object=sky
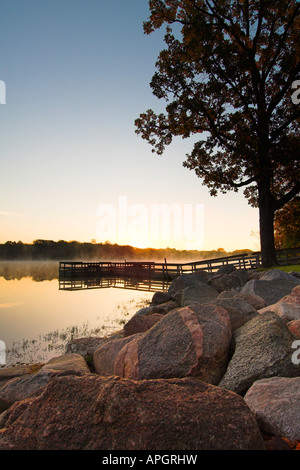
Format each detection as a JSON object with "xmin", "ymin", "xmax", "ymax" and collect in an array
[{"xmin": 0, "ymin": 0, "xmax": 260, "ymax": 253}]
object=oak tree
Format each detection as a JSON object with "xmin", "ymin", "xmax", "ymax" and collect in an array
[{"xmin": 135, "ymin": 0, "xmax": 300, "ymax": 267}]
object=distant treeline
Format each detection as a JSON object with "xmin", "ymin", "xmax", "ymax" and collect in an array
[{"xmin": 0, "ymin": 239, "xmax": 253, "ymax": 262}]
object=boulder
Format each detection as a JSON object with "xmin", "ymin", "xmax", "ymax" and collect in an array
[
  {"xmin": 244, "ymin": 377, "xmax": 300, "ymax": 442},
  {"xmin": 258, "ymin": 284, "xmax": 300, "ymax": 322},
  {"xmin": 123, "ymin": 313, "xmax": 163, "ymax": 337},
  {"xmin": 65, "ymin": 333, "xmax": 123, "ymax": 358},
  {"xmin": 168, "ymin": 272, "xmax": 219, "ymax": 307},
  {"xmin": 133, "ymin": 301, "xmax": 177, "ymax": 316},
  {"xmin": 218, "ymin": 311, "xmax": 300, "ymax": 395},
  {"xmin": 114, "ymin": 303, "xmax": 232, "ymax": 385},
  {"xmin": 168, "ymin": 272, "xmax": 211, "ymax": 298},
  {"xmin": 208, "ymin": 270, "xmax": 249, "ymax": 293},
  {"xmin": 218, "ymin": 291, "xmax": 266, "ymax": 311},
  {"xmin": 0, "ymin": 370, "xmax": 53, "ymax": 413},
  {"xmin": 41, "ymin": 353, "xmax": 90, "ymax": 374},
  {"xmin": 148, "ymin": 300, "xmax": 178, "ymax": 314},
  {"xmin": 289, "ymin": 271, "xmax": 300, "ymax": 280},
  {"xmin": 93, "ymin": 334, "xmax": 142, "ymax": 376},
  {"xmin": 291, "ymin": 285, "xmax": 300, "ymax": 297},
  {"xmin": 288, "ymin": 319, "xmax": 300, "ymax": 338},
  {"xmin": 0, "ymin": 375, "xmax": 266, "ymax": 450},
  {"xmin": 0, "ymin": 363, "xmax": 44, "ymax": 387},
  {"xmin": 260, "ymin": 269, "xmax": 300, "ymax": 282},
  {"xmin": 240, "ymin": 278, "xmax": 300, "ymax": 306},
  {"xmin": 259, "ymin": 301, "xmax": 300, "ymax": 323},
  {"xmin": 216, "ymin": 264, "xmax": 237, "ymax": 275},
  {"xmin": 173, "ymin": 289, "xmax": 183, "ymax": 306},
  {"xmin": 205, "ymin": 297, "xmax": 258, "ymax": 331},
  {"xmin": 181, "ymin": 282, "xmax": 219, "ymax": 306},
  {"xmin": 151, "ymin": 291, "xmax": 172, "ymax": 304}
]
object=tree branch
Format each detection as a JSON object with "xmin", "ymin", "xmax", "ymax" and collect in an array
[
  {"xmin": 231, "ymin": 176, "xmax": 256, "ymax": 188},
  {"xmin": 275, "ymin": 182, "xmax": 300, "ymax": 211}
]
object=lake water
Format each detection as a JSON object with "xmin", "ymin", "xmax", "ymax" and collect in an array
[{"xmin": 0, "ymin": 261, "xmax": 169, "ymax": 367}]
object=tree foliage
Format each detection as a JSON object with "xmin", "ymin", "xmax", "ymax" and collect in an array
[
  {"xmin": 0, "ymin": 239, "xmax": 251, "ymax": 262},
  {"xmin": 274, "ymin": 196, "xmax": 300, "ymax": 248},
  {"xmin": 135, "ymin": 0, "xmax": 300, "ymax": 266}
]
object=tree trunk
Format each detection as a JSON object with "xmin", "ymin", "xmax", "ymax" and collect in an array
[{"xmin": 258, "ymin": 184, "xmax": 278, "ymax": 268}]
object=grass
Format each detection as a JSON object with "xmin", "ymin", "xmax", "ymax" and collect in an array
[
  {"xmin": 256, "ymin": 264, "xmax": 300, "ymax": 273},
  {"xmin": 273, "ymin": 264, "xmax": 300, "ymax": 272}
]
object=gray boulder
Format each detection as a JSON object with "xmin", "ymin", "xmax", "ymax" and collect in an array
[
  {"xmin": 208, "ymin": 270, "xmax": 249, "ymax": 293},
  {"xmin": 218, "ymin": 291, "xmax": 266, "ymax": 310},
  {"xmin": 240, "ymin": 278, "xmax": 300, "ymax": 306},
  {"xmin": 218, "ymin": 311, "xmax": 300, "ymax": 395},
  {"xmin": 181, "ymin": 282, "xmax": 219, "ymax": 306},
  {"xmin": 205, "ymin": 297, "xmax": 258, "ymax": 331},
  {"xmin": 151, "ymin": 291, "xmax": 172, "ymax": 304},
  {"xmin": 132, "ymin": 301, "xmax": 177, "ymax": 316},
  {"xmin": 168, "ymin": 272, "xmax": 211, "ymax": 296},
  {"xmin": 244, "ymin": 376, "xmax": 300, "ymax": 441},
  {"xmin": 260, "ymin": 269, "xmax": 300, "ymax": 282},
  {"xmin": 216, "ymin": 265, "xmax": 237, "ymax": 275},
  {"xmin": 65, "ymin": 333, "xmax": 123, "ymax": 358},
  {"xmin": 167, "ymin": 272, "xmax": 219, "ymax": 307}
]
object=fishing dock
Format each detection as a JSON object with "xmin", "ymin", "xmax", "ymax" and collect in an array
[
  {"xmin": 59, "ymin": 251, "xmax": 261, "ymax": 282},
  {"xmin": 58, "ymin": 247, "xmax": 300, "ymax": 282}
]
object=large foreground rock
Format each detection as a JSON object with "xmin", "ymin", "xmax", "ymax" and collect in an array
[
  {"xmin": 244, "ymin": 377, "xmax": 300, "ymax": 441},
  {"xmin": 114, "ymin": 303, "xmax": 232, "ymax": 385},
  {"xmin": 0, "ymin": 375, "xmax": 265, "ymax": 450},
  {"xmin": 218, "ymin": 311, "xmax": 300, "ymax": 395}
]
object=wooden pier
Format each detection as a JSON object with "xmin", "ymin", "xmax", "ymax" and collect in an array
[
  {"xmin": 59, "ymin": 251, "xmax": 262, "ymax": 282},
  {"xmin": 59, "ymin": 247, "xmax": 300, "ymax": 282}
]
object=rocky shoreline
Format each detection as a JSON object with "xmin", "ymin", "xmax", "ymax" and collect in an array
[{"xmin": 0, "ymin": 267, "xmax": 300, "ymax": 450}]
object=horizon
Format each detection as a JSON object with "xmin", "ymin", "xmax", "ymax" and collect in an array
[
  {"xmin": 0, "ymin": 238, "xmax": 253, "ymax": 253},
  {"xmin": 0, "ymin": 0, "xmax": 259, "ymax": 253}
]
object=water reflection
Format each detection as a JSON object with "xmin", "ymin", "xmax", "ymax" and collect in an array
[
  {"xmin": 0, "ymin": 261, "xmax": 171, "ymax": 366},
  {"xmin": 59, "ymin": 276, "xmax": 170, "ymax": 292}
]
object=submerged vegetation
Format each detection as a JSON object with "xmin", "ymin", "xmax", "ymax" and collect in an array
[{"xmin": 3, "ymin": 296, "xmax": 150, "ymax": 367}]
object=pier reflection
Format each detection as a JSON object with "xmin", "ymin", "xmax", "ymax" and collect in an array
[{"xmin": 59, "ymin": 276, "xmax": 171, "ymax": 292}]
